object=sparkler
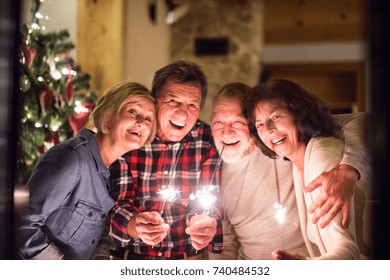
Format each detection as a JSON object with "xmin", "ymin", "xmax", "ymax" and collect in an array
[
  {"xmin": 188, "ymin": 146, "xmax": 224, "ymax": 253},
  {"xmin": 157, "ymin": 148, "xmax": 183, "ymax": 215},
  {"xmin": 157, "ymin": 185, "xmax": 181, "ymax": 215},
  {"xmin": 189, "ymin": 145, "xmax": 224, "ymax": 215},
  {"xmin": 189, "ymin": 185, "xmax": 217, "ymax": 214}
]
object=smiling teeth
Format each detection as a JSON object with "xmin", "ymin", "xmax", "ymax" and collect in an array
[
  {"xmin": 171, "ymin": 120, "xmax": 185, "ymax": 127},
  {"xmin": 128, "ymin": 130, "xmax": 140, "ymax": 136},
  {"xmin": 223, "ymin": 140, "xmax": 239, "ymax": 145},
  {"xmin": 272, "ymin": 136, "xmax": 286, "ymax": 144}
]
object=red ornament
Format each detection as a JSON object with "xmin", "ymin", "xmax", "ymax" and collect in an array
[
  {"xmin": 68, "ymin": 101, "xmax": 95, "ymax": 135},
  {"xmin": 38, "ymin": 131, "xmax": 60, "ymax": 154},
  {"xmin": 65, "ymin": 70, "xmax": 73, "ymax": 105},
  {"xmin": 21, "ymin": 43, "xmax": 36, "ymax": 69},
  {"xmin": 38, "ymin": 89, "xmax": 53, "ymax": 113}
]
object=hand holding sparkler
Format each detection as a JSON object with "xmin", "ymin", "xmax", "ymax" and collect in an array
[
  {"xmin": 127, "ymin": 211, "xmax": 170, "ymax": 246},
  {"xmin": 185, "ymin": 214, "xmax": 217, "ymax": 251},
  {"xmin": 184, "ymin": 146, "xmax": 224, "ymax": 251}
]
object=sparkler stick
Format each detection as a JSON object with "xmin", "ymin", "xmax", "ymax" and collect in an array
[
  {"xmin": 189, "ymin": 144, "xmax": 224, "ymax": 214},
  {"xmin": 209, "ymin": 145, "xmax": 224, "ymax": 187},
  {"xmin": 158, "ymin": 148, "xmax": 183, "ymax": 215},
  {"xmin": 153, "ymin": 149, "xmax": 182, "ymax": 248},
  {"xmin": 189, "ymin": 145, "xmax": 224, "ymax": 253}
]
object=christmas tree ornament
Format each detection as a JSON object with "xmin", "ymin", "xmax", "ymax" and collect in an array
[
  {"xmin": 38, "ymin": 89, "xmax": 53, "ymax": 114},
  {"xmin": 20, "ymin": 74, "xmax": 31, "ymax": 92},
  {"xmin": 16, "ymin": 0, "xmax": 97, "ymax": 183}
]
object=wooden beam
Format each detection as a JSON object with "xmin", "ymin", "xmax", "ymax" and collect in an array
[{"xmin": 77, "ymin": 0, "xmax": 124, "ymax": 96}]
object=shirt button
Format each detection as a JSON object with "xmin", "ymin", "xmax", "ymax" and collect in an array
[
  {"xmin": 158, "ymin": 252, "xmax": 163, "ymax": 257},
  {"xmin": 88, "ymin": 211, "xmax": 93, "ymax": 218},
  {"xmin": 164, "ymin": 170, "xmax": 168, "ymax": 175},
  {"xmin": 91, "ymin": 239, "xmax": 96, "ymax": 244}
]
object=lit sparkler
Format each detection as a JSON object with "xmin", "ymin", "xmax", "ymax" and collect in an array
[
  {"xmin": 189, "ymin": 145, "xmax": 224, "ymax": 215},
  {"xmin": 157, "ymin": 185, "xmax": 181, "ymax": 215},
  {"xmin": 189, "ymin": 185, "xmax": 217, "ymax": 214}
]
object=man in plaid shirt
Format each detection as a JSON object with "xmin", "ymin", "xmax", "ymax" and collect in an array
[{"xmin": 109, "ymin": 60, "xmax": 223, "ymax": 260}]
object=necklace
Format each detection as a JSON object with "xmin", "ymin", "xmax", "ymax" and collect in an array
[{"xmin": 273, "ymin": 159, "xmax": 286, "ymax": 224}]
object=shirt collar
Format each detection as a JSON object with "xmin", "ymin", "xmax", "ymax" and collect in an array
[{"xmin": 79, "ymin": 128, "xmax": 110, "ymax": 178}]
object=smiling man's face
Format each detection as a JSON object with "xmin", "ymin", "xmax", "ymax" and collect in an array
[
  {"xmin": 156, "ymin": 80, "xmax": 202, "ymax": 142},
  {"xmin": 211, "ymin": 96, "xmax": 255, "ymax": 163}
]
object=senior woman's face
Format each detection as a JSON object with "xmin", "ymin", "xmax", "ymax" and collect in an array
[
  {"xmin": 110, "ymin": 96, "xmax": 155, "ymax": 151},
  {"xmin": 254, "ymin": 100, "xmax": 300, "ymax": 161}
]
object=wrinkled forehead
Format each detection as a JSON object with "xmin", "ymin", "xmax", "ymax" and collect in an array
[{"xmin": 212, "ymin": 96, "xmax": 243, "ymax": 114}]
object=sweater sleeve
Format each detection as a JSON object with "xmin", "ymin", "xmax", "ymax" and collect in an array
[
  {"xmin": 332, "ymin": 112, "xmax": 371, "ymax": 179},
  {"xmin": 305, "ymin": 138, "xmax": 360, "ymax": 260}
]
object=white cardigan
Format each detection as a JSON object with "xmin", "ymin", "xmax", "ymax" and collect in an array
[{"xmin": 293, "ymin": 137, "xmax": 360, "ymax": 259}]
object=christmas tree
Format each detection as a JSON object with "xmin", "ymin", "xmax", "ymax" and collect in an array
[{"xmin": 17, "ymin": 0, "xmax": 97, "ymax": 183}]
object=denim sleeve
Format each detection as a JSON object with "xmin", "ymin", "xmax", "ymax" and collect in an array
[{"xmin": 17, "ymin": 145, "xmax": 81, "ymax": 259}]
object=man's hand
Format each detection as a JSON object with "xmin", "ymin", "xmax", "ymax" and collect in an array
[
  {"xmin": 127, "ymin": 211, "xmax": 170, "ymax": 245},
  {"xmin": 304, "ymin": 164, "xmax": 358, "ymax": 228},
  {"xmin": 272, "ymin": 249, "xmax": 306, "ymax": 260},
  {"xmin": 185, "ymin": 214, "xmax": 217, "ymax": 250}
]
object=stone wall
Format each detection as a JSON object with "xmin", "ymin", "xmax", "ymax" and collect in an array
[{"xmin": 170, "ymin": 0, "xmax": 264, "ymax": 123}]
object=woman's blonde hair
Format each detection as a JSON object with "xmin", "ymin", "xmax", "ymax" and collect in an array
[{"xmin": 90, "ymin": 82, "xmax": 156, "ymax": 145}]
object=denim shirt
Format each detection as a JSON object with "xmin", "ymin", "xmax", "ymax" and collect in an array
[{"xmin": 18, "ymin": 128, "xmax": 114, "ymax": 260}]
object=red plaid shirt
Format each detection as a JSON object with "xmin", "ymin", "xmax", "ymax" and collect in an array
[{"xmin": 109, "ymin": 120, "xmax": 223, "ymax": 258}]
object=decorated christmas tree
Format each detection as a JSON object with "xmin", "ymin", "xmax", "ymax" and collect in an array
[{"xmin": 17, "ymin": 0, "xmax": 97, "ymax": 183}]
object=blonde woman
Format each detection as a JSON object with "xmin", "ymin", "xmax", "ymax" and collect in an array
[{"xmin": 17, "ymin": 82, "xmax": 156, "ymax": 260}]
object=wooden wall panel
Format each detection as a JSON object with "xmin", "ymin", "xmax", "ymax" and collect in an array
[
  {"xmin": 263, "ymin": 62, "xmax": 366, "ymax": 112},
  {"xmin": 264, "ymin": 0, "xmax": 368, "ymax": 44},
  {"xmin": 77, "ymin": 0, "xmax": 124, "ymax": 97}
]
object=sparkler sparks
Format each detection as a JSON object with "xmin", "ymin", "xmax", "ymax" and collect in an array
[
  {"xmin": 188, "ymin": 145, "xmax": 224, "ymax": 215},
  {"xmin": 189, "ymin": 185, "xmax": 217, "ymax": 214},
  {"xmin": 157, "ymin": 185, "xmax": 181, "ymax": 214}
]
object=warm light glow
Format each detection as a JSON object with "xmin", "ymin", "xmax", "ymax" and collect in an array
[
  {"xmin": 74, "ymin": 102, "xmax": 90, "ymax": 114},
  {"xmin": 35, "ymin": 12, "xmax": 43, "ymax": 19},
  {"xmin": 50, "ymin": 123, "xmax": 59, "ymax": 131},
  {"xmin": 61, "ymin": 68, "xmax": 77, "ymax": 76},
  {"xmin": 31, "ymin": 23, "xmax": 40, "ymax": 30}
]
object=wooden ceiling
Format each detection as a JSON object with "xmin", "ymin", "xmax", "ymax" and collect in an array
[{"xmin": 264, "ymin": 0, "xmax": 368, "ymax": 44}]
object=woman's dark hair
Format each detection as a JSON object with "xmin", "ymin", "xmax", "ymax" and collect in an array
[
  {"xmin": 151, "ymin": 60, "xmax": 208, "ymax": 109},
  {"xmin": 243, "ymin": 79, "xmax": 336, "ymax": 159}
]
